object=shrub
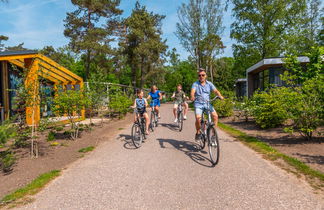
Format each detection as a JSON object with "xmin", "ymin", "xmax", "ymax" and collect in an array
[
  {"xmin": 108, "ymin": 87, "xmax": 133, "ymax": 118},
  {"xmin": 289, "ymin": 76, "xmax": 324, "ymax": 139},
  {"xmin": 250, "ymin": 87, "xmax": 299, "ymax": 128},
  {"xmin": 234, "ymin": 97, "xmax": 252, "ymax": 121},
  {"xmin": 213, "ymin": 98, "xmax": 234, "ymax": 117},
  {"xmin": 53, "ymin": 89, "xmax": 89, "ymax": 140},
  {"xmin": 37, "ymin": 118, "xmax": 51, "ymax": 132},
  {"xmin": 47, "ymin": 131, "xmax": 56, "ymax": 142},
  {"xmin": 0, "ymin": 151, "xmax": 16, "ymax": 173}
]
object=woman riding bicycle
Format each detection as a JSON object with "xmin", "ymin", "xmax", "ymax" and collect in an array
[
  {"xmin": 147, "ymin": 85, "xmax": 162, "ymax": 119},
  {"xmin": 131, "ymin": 89, "xmax": 150, "ymax": 135},
  {"xmin": 171, "ymin": 84, "xmax": 189, "ymax": 123},
  {"xmin": 190, "ymin": 68, "xmax": 224, "ymax": 140}
]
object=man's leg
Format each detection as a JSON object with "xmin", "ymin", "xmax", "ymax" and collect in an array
[{"xmin": 211, "ymin": 111, "xmax": 219, "ymax": 127}]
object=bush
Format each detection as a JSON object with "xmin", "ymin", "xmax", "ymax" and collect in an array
[
  {"xmin": 213, "ymin": 98, "xmax": 234, "ymax": 117},
  {"xmin": 47, "ymin": 131, "xmax": 56, "ymax": 142},
  {"xmin": 0, "ymin": 151, "xmax": 16, "ymax": 173},
  {"xmin": 37, "ymin": 118, "xmax": 51, "ymax": 132},
  {"xmin": 234, "ymin": 97, "xmax": 252, "ymax": 121},
  {"xmin": 0, "ymin": 122, "xmax": 17, "ymax": 147},
  {"xmin": 250, "ymin": 87, "xmax": 299, "ymax": 128},
  {"xmin": 289, "ymin": 76, "xmax": 324, "ymax": 139},
  {"xmin": 53, "ymin": 89, "xmax": 89, "ymax": 139},
  {"xmin": 108, "ymin": 87, "xmax": 133, "ymax": 118}
]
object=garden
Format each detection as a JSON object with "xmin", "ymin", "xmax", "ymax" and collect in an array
[{"xmin": 214, "ymin": 47, "xmax": 324, "ymax": 174}]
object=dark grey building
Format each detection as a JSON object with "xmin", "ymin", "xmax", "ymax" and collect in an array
[{"xmin": 246, "ymin": 56, "xmax": 309, "ymax": 97}]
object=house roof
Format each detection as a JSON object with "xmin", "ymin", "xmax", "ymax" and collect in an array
[
  {"xmin": 0, "ymin": 50, "xmax": 83, "ymax": 84},
  {"xmin": 246, "ymin": 56, "xmax": 310, "ymax": 74},
  {"xmin": 0, "ymin": 50, "xmax": 38, "ymax": 56}
]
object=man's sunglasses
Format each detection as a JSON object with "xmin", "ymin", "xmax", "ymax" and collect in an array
[{"xmin": 198, "ymin": 74, "xmax": 206, "ymax": 77}]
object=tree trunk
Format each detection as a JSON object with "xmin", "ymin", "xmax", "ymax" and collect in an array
[
  {"xmin": 85, "ymin": 49, "xmax": 91, "ymax": 81},
  {"xmin": 140, "ymin": 57, "xmax": 144, "ymax": 88}
]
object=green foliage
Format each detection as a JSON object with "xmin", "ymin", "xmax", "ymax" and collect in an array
[
  {"xmin": 1, "ymin": 170, "xmax": 60, "ymax": 204},
  {"xmin": 78, "ymin": 146, "xmax": 94, "ymax": 153},
  {"xmin": 64, "ymin": 0, "xmax": 122, "ymax": 80},
  {"xmin": 54, "ymin": 126, "xmax": 64, "ymax": 132},
  {"xmin": 37, "ymin": 118, "xmax": 51, "ymax": 132},
  {"xmin": 47, "ymin": 131, "xmax": 56, "ymax": 142},
  {"xmin": 283, "ymin": 46, "xmax": 324, "ymax": 85},
  {"xmin": 250, "ymin": 87, "xmax": 298, "ymax": 128},
  {"xmin": 176, "ymin": 0, "xmax": 225, "ymax": 68},
  {"xmin": 121, "ymin": 1, "xmax": 167, "ymax": 88},
  {"xmin": 0, "ymin": 122, "xmax": 17, "ymax": 147},
  {"xmin": 53, "ymin": 90, "xmax": 88, "ymax": 139},
  {"xmin": 231, "ymin": 0, "xmax": 307, "ymax": 73},
  {"xmin": 289, "ymin": 76, "xmax": 324, "ymax": 139},
  {"xmin": 213, "ymin": 98, "xmax": 234, "ymax": 117},
  {"xmin": 14, "ymin": 128, "xmax": 30, "ymax": 148},
  {"xmin": 108, "ymin": 87, "xmax": 133, "ymax": 118},
  {"xmin": 0, "ymin": 151, "xmax": 16, "ymax": 173},
  {"xmin": 234, "ymin": 97, "xmax": 252, "ymax": 122}
]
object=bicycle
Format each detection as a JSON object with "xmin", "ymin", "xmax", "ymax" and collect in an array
[
  {"xmin": 176, "ymin": 102, "xmax": 184, "ymax": 132},
  {"xmin": 149, "ymin": 100, "xmax": 159, "ymax": 131},
  {"xmin": 195, "ymin": 96, "xmax": 220, "ymax": 166},
  {"xmin": 131, "ymin": 110, "xmax": 147, "ymax": 148}
]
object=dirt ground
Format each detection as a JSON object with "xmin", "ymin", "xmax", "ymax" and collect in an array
[
  {"xmin": 220, "ymin": 117, "xmax": 324, "ymax": 173},
  {"xmin": 0, "ymin": 114, "xmax": 133, "ymax": 199}
]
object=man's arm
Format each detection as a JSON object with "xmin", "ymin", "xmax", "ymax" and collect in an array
[
  {"xmin": 213, "ymin": 89, "xmax": 224, "ymax": 100},
  {"xmin": 190, "ymin": 88, "xmax": 196, "ymax": 101}
]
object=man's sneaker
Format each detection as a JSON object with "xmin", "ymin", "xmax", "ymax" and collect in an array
[
  {"xmin": 174, "ymin": 118, "xmax": 178, "ymax": 123},
  {"xmin": 195, "ymin": 133, "xmax": 201, "ymax": 141},
  {"xmin": 183, "ymin": 115, "xmax": 187, "ymax": 120}
]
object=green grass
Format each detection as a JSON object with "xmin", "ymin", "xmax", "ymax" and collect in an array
[
  {"xmin": 0, "ymin": 170, "xmax": 60, "ymax": 205},
  {"xmin": 78, "ymin": 146, "xmax": 95, "ymax": 153},
  {"xmin": 218, "ymin": 122, "xmax": 324, "ymax": 183}
]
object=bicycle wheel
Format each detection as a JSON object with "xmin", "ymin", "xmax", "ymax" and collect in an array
[
  {"xmin": 131, "ymin": 123, "xmax": 143, "ymax": 148},
  {"xmin": 178, "ymin": 112, "xmax": 184, "ymax": 132},
  {"xmin": 150, "ymin": 112, "xmax": 155, "ymax": 131},
  {"xmin": 197, "ymin": 121, "xmax": 206, "ymax": 150},
  {"xmin": 155, "ymin": 113, "xmax": 158, "ymax": 127},
  {"xmin": 207, "ymin": 126, "xmax": 220, "ymax": 165}
]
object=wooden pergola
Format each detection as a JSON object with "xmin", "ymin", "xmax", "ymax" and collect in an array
[{"xmin": 0, "ymin": 50, "xmax": 84, "ymax": 125}]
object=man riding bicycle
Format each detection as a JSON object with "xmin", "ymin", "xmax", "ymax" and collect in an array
[{"xmin": 190, "ymin": 68, "xmax": 224, "ymax": 140}]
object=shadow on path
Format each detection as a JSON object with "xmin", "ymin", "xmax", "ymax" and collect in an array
[
  {"xmin": 157, "ymin": 138, "xmax": 214, "ymax": 168},
  {"xmin": 118, "ymin": 134, "xmax": 137, "ymax": 150},
  {"xmin": 160, "ymin": 123, "xmax": 179, "ymax": 132}
]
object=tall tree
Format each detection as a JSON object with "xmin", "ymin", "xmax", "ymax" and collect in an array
[
  {"xmin": 176, "ymin": 0, "xmax": 225, "ymax": 70},
  {"xmin": 231, "ymin": 0, "xmax": 306, "ymax": 74},
  {"xmin": 0, "ymin": 0, "xmax": 9, "ymax": 51},
  {"xmin": 64, "ymin": 0, "xmax": 122, "ymax": 81},
  {"xmin": 0, "ymin": 35, "xmax": 8, "ymax": 51},
  {"xmin": 120, "ymin": 2, "xmax": 167, "ymax": 88}
]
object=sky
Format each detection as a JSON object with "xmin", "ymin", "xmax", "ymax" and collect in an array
[{"xmin": 0, "ymin": 0, "xmax": 235, "ymax": 60}]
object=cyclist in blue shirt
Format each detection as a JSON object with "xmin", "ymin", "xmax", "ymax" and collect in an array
[
  {"xmin": 147, "ymin": 85, "xmax": 162, "ymax": 119},
  {"xmin": 131, "ymin": 89, "xmax": 150, "ymax": 135},
  {"xmin": 190, "ymin": 68, "xmax": 224, "ymax": 140}
]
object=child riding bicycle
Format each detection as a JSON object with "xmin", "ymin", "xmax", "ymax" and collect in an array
[
  {"xmin": 131, "ymin": 89, "xmax": 150, "ymax": 135},
  {"xmin": 171, "ymin": 84, "xmax": 189, "ymax": 123}
]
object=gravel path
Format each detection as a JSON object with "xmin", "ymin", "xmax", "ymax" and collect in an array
[{"xmin": 16, "ymin": 104, "xmax": 324, "ymax": 210}]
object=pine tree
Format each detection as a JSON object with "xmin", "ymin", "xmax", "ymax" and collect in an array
[
  {"xmin": 120, "ymin": 2, "xmax": 167, "ymax": 88},
  {"xmin": 64, "ymin": 0, "xmax": 122, "ymax": 81}
]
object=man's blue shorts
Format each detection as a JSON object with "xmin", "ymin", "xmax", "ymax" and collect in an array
[{"xmin": 194, "ymin": 103, "xmax": 215, "ymax": 116}]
